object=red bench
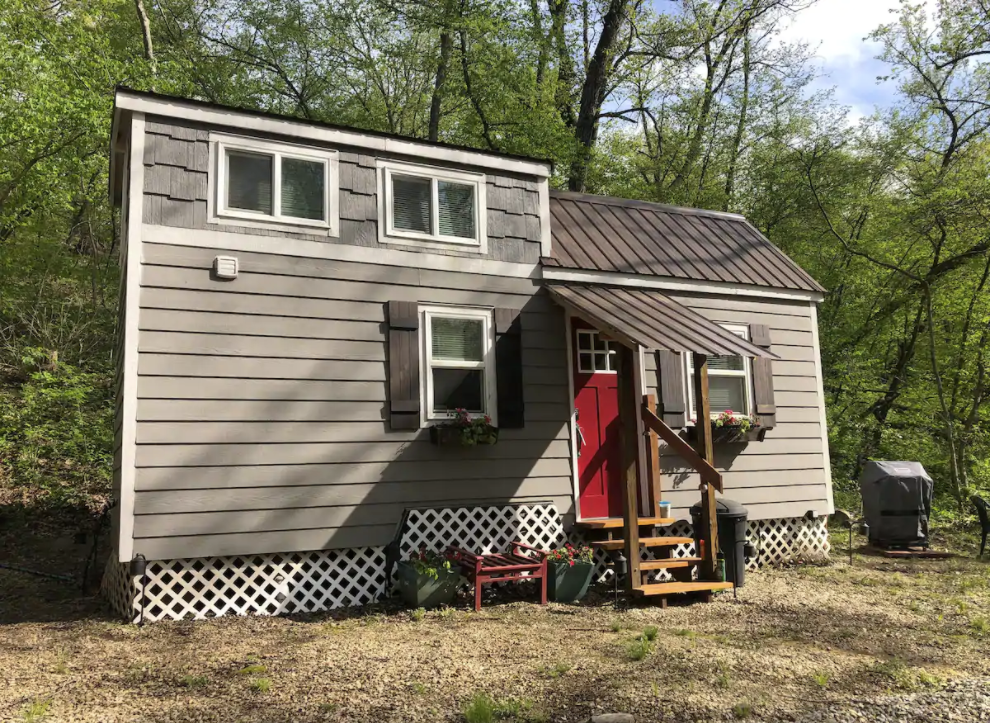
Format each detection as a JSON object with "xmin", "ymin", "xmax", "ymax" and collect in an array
[{"xmin": 448, "ymin": 541, "xmax": 548, "ymax": 612}]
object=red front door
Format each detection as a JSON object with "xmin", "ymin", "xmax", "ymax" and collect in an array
[{"xmin": 573, "ymin": 320, "xmax": 623, "ymax": 519}]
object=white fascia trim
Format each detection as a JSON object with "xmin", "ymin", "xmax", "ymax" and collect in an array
[
  {"xmin": 563, "ymin": 310, "xmax": 581, "ymax": 522},
  {"xmin": 538, "ymin": 180, "xmax": 551, "ymax": 257},
  {"xmin": 542, "ymin": 267, "xmax": 825, "ymax": 303},
  {"xmin": 118, "ymin": 113, "xmax": 145, "ymax": 563},
  {"xmin": 809, "ymin": 302, "xmax": 835, "ymax": 514},
  {"xmin": 116, "ymin": 91, "xmax": 551, "ymax": 179},
  {"xmin": 141, "ymin": 224, "xmax": 538, "ymax": 279}
]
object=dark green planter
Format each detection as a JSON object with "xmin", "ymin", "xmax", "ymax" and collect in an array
[
  {"xmin": 396, "ymin": 561, "xmax": 460, "ymax": 608},
  {"xmin": 547, "ymin": 561, "xmax": 595, "ymax": 603}
]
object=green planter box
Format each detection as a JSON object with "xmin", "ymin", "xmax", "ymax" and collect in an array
[
  {"xmin": 547, "ymin": 561, "xmax": 595, "ymax": 603},
  {"xmin": 396, "ymin": 561, "xmax": 460, "ymax": 608}
]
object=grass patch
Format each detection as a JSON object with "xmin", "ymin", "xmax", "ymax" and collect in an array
[
  {"xmin": 625, "ymin": 636, "xmax": 654, "ymax": 661},
  {"xmin": 970, "ymin": 616, "xmax": 988, "ymax": 635},
  {"xmin": 541, "ymin": 661, "xmax": 572, "ymax": 678},
  {"xmin": 238, "ymin": 663, "xmax": 267, "ymax": 675},
  {"xmin": 870, "ymin": 659, "xmax": 944, "ymax": 691},
  {"xmin": 642, "ymin": 625, "xmax": 658, "ymax": 641},
  {"xmin": 714, "ymin": 662, "xmax": 732, "ymax": 689},
  {"xmin": 178, "ymin": 674, "xmax": 209, "ymax": 689},
  {"xmin": 21, "ymin": 699, "xmax": 51, "ymax": 722},
  {"xmin": 52, "ymin": 649, "xmax": 69, "ymax": 675},
  {"xmin": 462, "ymin": 692, "xmax": 544, "ymax": 722},
  {"xmin": 410, "ymin": 681, "xmax": 428, "ymax": 694},
  {"xmin": 410, "ymin": 607, "xmax": 426, "ymax": 622},
  {"xmin": 609, "ymin": 619, "xmax": 626, "ymax": 633},
  {"xmin": 732, "ymin": 701, "xmax": 754, "ymax": 719},
  {"xmin": 249, "ymin": 677, "xmax": 272, "ymax": 693},
  {"xmin": 812, "ymin": 671, "xmax": 831, "ymax": 689},
  {"xmin": 672, "ymin": 628, "xmax": 697, "ymax": 639}
]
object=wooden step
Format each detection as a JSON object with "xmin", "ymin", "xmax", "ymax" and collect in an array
[
  {"xmin": 575, "ymin": 517, "xmax": 675, "ymax": 530},
  {"xmin": 591, "ymin": 536, "xmax": 693, "ymax": 551},
  {"xmin": 639, "ymin": 557, "xmax": 702, "ymax": 571},
  {"xmin": 634, "ymin": 581, "xmax": 733, "ymax": 596}
]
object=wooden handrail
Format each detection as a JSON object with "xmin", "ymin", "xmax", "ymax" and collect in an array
[{"xmin": 641, "ymin": 404, "xmax": 724, "ymax": 493}]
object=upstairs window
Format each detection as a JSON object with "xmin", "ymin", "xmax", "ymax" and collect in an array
[
  {"xmin": 379, "ymin": 160, "xmax": 486, "ymax": 249},
  {"xmin": 422, "ymin": 306, "xmax": 496, "ymax": 421},
  {"xmin": 214, "ymin": 135, "xmax": 337, "ymax": 230},
  {"xmin": 685, "ymin": 324, "xmax": 753, "ymax": 419}
]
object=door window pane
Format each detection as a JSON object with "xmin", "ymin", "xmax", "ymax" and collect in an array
[
  {"xmin": 438, "ymin": 181, "xmax": 475, "ymax": 239},
  {"xmin": 392, "ymin": 175, "xmax": 432, "ymax": 233},
  {"xmin": 431, "ymin": 317, "xmax": 483, "ymax": 362},
  {"xmin": 227, "ymin": 151, "xmax": 273, "ymax": 214},
  {"xmin": 281, "ymin": 157, "xmax": 325, "ymax": 220},
  {"xmin": 432, "ymin": 368, "xmax": 484, "ymax": 412}
]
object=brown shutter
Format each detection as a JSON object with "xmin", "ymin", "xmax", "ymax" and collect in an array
[
  {"xmin": 656, "ymin": 349, "xmax": 687, "ymax": 428},
  {"xmin": 494, "ymin": 307, "xmax": 524, "ymax": 428},
  {"xmin": 387, "ymin": 301, "xmax": 420, "ymax": 430},
  {"xmin": 750, "ymin": 323, "xmax": 776, "ymax": 430}
]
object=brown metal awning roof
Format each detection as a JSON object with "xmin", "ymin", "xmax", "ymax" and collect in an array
[{"xmin": 547, "ymin": 283, "xmax": 776, "ymax": 358}]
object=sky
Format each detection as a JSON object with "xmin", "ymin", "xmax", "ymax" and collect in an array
[{"xmin": 774, "ymin": 0, "xmax": 929, "ymax": 123}]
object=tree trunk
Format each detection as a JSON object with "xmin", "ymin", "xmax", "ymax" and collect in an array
[
  {"xmin": 723, "ymin": 31, "xmax": 750, "ymax": 210},
  {"xmin": 133, "ymin": 0, "xmax": 157, "ymax": 82},
  {"xmin": 548, "ymin": 0, "xmax": 576, "ymax": 128},
  {"xmin": 568, "ymin": 0, "xmax": 628, "ymax": 192},
  {"xmin": 428, "ymin": 30, "xmax": 453, "ymax": 142}
]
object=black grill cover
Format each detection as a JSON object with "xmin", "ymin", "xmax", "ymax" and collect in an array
[{"xmin": 859, "ymin": 461, "xmax": 933, "ymax": 546}]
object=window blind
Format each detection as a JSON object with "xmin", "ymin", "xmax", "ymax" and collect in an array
[
  {"xmin": 281, "ymin": 157, "xmax": 325, "ymax": 220},
  {"xmin": 438, "ymin": 181, "xmax": 475, "ymax": 239},
  {"xmin": 392, "ymin": 175, "xmax": 432, "ymax": 233},
  {"xmin": 227, "ymin": 151, "xmax": 273, "ymax": 215},
  {"xmin": 431, "ymin": 317, "xmax": 483, "ymax": 361}
]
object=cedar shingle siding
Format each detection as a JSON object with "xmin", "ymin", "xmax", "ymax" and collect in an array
[{"xmin": 142, "ymin": 117, "xmax": 543, "ymax": 263}]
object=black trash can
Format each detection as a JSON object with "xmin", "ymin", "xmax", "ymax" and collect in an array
[{"xmin": 690, "ymin": 499, "xmax": 750, "ymax": 587}]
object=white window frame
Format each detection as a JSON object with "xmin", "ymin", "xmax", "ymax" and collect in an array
[
  {"xmin": 419, "ymin": 304, "xmax": 497, "ymax": 427},
  {"xmin": 575, "ymin": 329, "xmax": 617, "ymax": 374},
  {"xmin": 685, "ymin": 323, "xmax": 754, "ymax": 421},
  {"xmin": 209, "ymin": 133, "xmax": 339, "ymax": 235},
  {"xmin": 378, "ymin": 159, "xmax": 488, "ymax": 253}
]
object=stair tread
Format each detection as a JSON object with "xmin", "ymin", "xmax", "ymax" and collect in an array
[
  {"xmin": 635, "ymin": 581, "xmax": 734, "ymax": 596},
  {"xmin": 591, "ymin": 536, "xmax": 693, "ymax": 551},
  {"xmin": 576, "ymin": 517, "xmax": 675, "ymax": 530},
  {"xmin": 640, "ymin": 557, "xmax": 702, "ymax": 570}
]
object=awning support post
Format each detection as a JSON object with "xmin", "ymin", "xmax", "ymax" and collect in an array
[
  {"xmin": 618, "ymin": 343, "xmax": 644, "ymax": 592},
  {"xmin": 692, "ymin": 353, "xmax": 719, "ymax": 580}
]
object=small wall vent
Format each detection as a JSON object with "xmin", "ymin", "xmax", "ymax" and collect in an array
[{"xmin": 213, "ymin": 255, "xmax": 239, "ymax": 280}]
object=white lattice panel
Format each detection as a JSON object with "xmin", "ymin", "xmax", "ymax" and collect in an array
[
  {"xmin": 101, "ymin": 554, "xmax": 136, "ymax": 620},
  {"xmin": 102, "ymin": 547, "xmax": 387, "ymax": 622},
  {"xmin": 749, "ymin": 516, "xmax": 830, "ymax": 569},
  {"xmin": 402, "ymin": 502, "xmax": 565, "ymax": 556}
]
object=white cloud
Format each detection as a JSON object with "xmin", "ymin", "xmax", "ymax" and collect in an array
[{"xmin": 773, "ymin": 0, "xmax": 936, "ymax": 119}]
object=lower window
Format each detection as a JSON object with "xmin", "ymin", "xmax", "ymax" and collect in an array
[
  {"xmin": 685, "ymin": 324, "xmax": 753, "ymax": 418},
  {"xmin": 422, "ymin": 307, "xmax": 497, "ymax": 422}
]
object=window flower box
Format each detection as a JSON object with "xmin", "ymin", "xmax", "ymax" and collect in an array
[
  {"xmin": 429, "ymin": 409, "xmax": 498, "ymax": 446},
  {"xmin": 687, "ymin": 411, "xmax": 766, "ymax": 444}
]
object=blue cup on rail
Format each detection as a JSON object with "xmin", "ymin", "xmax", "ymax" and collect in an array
[{"xmin": 658, "ymin": 501, "xmax": 672, "ymax": 519}]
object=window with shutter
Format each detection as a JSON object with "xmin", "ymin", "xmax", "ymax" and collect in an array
[
  {"xmin": 379, "ymin": 160, "xmax": 485, "ymax": 248},
  {"xmin": 213, "ymin": 134, "xmax": 336, "ymax": 231},
  {"xmin": 421, "ymin": 306, "xmax": 497, "ymax": 424},
  {"xmin": 684, "ymin": 324, "xmax": 755, "ymax": 420}
]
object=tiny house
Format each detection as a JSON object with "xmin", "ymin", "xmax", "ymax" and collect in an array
[{"xmin": 103, "ymin": 88, "xmax": 832, "ymax": 621}]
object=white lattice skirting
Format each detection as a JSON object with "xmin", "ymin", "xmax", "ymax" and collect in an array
[{"xmin": 101, "ymin": 507, "xmax": 829, "ymax": 622}]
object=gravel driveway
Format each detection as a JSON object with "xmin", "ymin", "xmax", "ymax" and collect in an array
[{"xmin": 1, "ymin": 527, "xmax": 988, "ymax": 722}]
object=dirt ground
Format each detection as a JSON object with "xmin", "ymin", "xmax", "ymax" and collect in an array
[{"xmin": 1, "ymin": 523, "xmax": 988, "ymax": 723}]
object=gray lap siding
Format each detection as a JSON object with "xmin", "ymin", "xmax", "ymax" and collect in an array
[
  {"xmin": 141, "ymin": 117, "xmax": 543, "ymax": 263},
  {"xmin": 644, "ymin": 292, "xmax": 830, "ymax": 521},
  {"xmin": 130, "ymin": 242, "xmax": 573, "ymax": 561}
]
